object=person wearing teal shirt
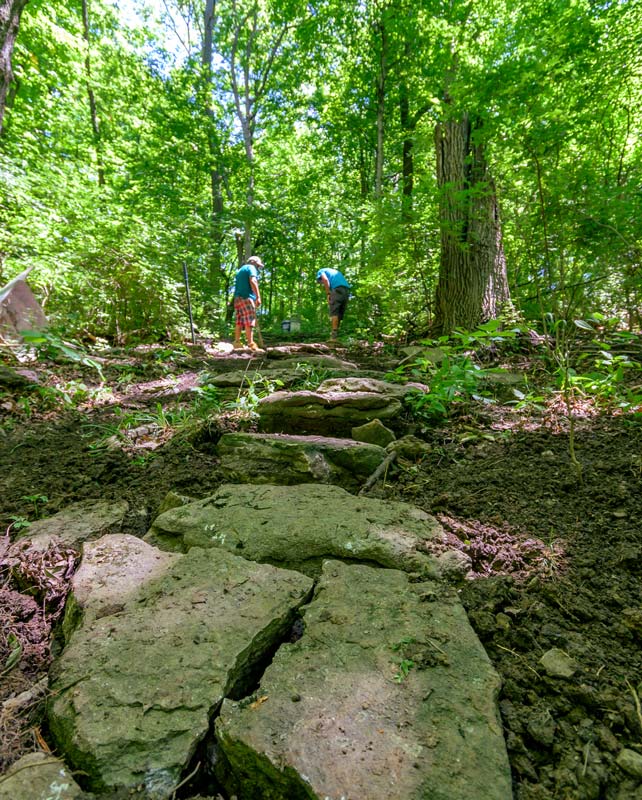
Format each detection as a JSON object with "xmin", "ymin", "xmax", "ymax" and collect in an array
[
  {"xmin": 234, "ymin": 255, "xmax": 263, "ymax": 350},
  {"xmin": 316, "ymin": 268, "xmax": 350, "ymax": 341}
]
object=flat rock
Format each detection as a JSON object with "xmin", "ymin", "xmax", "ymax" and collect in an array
[
  {"xmin": 387, "ymin": 434, "xmax": 432, "ymax": 459},
  {"xmin": 144, "ymin": 483, "xmax": 448, "ymax": 578},
  {"xmin": 316, "ymin": 376, "xmax": 420, "ymax": 397},
  {"xmin": 206, "ymin": 367, "xmax": 383, "ymax": 394},
  {"xmin": 257, "ymin": 389, "xmax": 403, "ymax": 436},
  {"xmin": 48, "ymin": 541, "xmax": 313, "ymax": 797},
  {"xmin": 14, "ymin": 499, "xmax": 129, "ymax": 551},
  {"xmin": 216, "ymin": 560, "xmax": 512, "ymax": 800},
  {"xmin": 0, "ymin": 752, "xmax": 84, "ymax": 800},
  {"xmin": 266, "ymin": 343, "xmax": 351, "ymax": 360},
  {"xmin": 217, "ymin": 432, "xmax": 386, "ymax": 488},
  {"xmin": 0, "ymin": 365, "xmax": 41, "ymax": 389},
  {"xmin": 276, "ymin": 354, "xmax": 361, "ymax": 371},
  {"xmin": 539, "ymin": 647, "xmax": 578, "ymax": 678},
  {"xmin": 62, "ymin": 534, "xmax": 179, "ymax": 633}
]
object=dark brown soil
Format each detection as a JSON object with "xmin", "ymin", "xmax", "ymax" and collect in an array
[{"xmin": 1, "ymin": 339, "xmax": 641, "ymax": 799}]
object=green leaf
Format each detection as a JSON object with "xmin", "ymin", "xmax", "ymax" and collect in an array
[{"xmin": 573, "ymin": 319, "xmax": 594, "ymax": 331}]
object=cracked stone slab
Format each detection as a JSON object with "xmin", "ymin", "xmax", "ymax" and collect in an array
[
  {"xmin": 47, "ymin": 541, "xmax": 313, "ymax": 798},
  {"xmin": 144, "ymin": 483, "xmax": 453, "ymax": 579},
  {"xmin": 216, "ymin": 560, "xmax": 512, "ymax": 800},
  {"xmin": 217, "ymin": 432, "xmax": 386, "ymax": 488}
]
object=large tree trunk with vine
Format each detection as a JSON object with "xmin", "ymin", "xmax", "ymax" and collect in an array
[
  {"xmin": 432, "ymin": 114, "xmax": 511, "ymax": 335},
  {"xmin": 0, "ymin": 0, "xmax": 29, "ymax": 134}
]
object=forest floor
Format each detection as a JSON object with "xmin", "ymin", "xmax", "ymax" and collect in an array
[{"xmin": 0, "ymin": 336, "xmax": 641, "ymax": 800}]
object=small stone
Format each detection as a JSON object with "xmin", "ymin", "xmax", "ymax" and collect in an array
[
  {"xmin": 616, "ymin": 748, "xmax": 642, "ymax": 778},
  {"xmin": 539, "ymin": 647, "xmax": 578, "ymax": 678},
  {"xmin": 526, "ymin": 709, "xmax": 556, "ymax": 747},
  {"xmin": 436, "ymin": 549, "xmax": 471, "ymax": 581},
  {"xmin": 352, "ymin": 418, "xmax": 396, "ymax": 447}
]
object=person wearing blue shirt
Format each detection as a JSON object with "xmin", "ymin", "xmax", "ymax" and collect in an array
[
  {"xmin": 233, "ymin": 255, "xmax": 263, "ymax": 350},
  {"xmin": 316, "ymin": 267, "xmax": 350, "ymax": 341}
]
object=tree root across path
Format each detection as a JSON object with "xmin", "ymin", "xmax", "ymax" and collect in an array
[{"xmin": 359, "ymin": 450, "xmax": 397, "ymax": 495}]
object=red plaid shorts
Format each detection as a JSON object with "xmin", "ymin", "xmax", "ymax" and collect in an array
[{"xmin": 234, "ymin": 297, "xmax": 256, "ymax": 327}]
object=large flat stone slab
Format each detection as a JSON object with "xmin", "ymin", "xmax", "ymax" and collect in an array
[
  {"xmin": 145, "ymin": 483, "xmax": 453, "ymax": 579},
  {"xmin": 47, "ymin": 538, "xmax": 313, "ymax": 798},
  {"xmin": 216, "ymin": 560, "xmax": 512, "ymax": 800},
  {"xmin": 217, "ymin": 432, "xmax": 386, "ymax": 488}
]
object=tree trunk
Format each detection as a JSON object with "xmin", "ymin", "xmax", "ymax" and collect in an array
[
  {"xmin": 0, "ymin": 0, "xmax": 29, "ymax": 134},
  {"xmin": 399, "ymin": 81, "xmax": 413, "ymax": 217},
  {"xmin": 432, "ymin": 114, "xmax": 511, "ymax": 335},
  {"xmin": 200, "ymin": 0, "xmax": 225, "ymax": 294},
  {"xmin": 373, "ymin": 17, "xmax": 387, "ymax": 199},
  {"xmin": 81, "ymin": 0, "xmax": 105, "ymax": 186},
  {"xmin": 228, "ymin": 1, "xmax": 287, "ymax": 260}
]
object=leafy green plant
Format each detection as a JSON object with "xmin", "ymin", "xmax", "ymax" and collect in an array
[
  {"xmin": 450, "ymin": 319, "xmax": 523, "ymax": 351},
  {"xmin": 20, "ymin": 329, "xmax": 104, "ymax": 380},
  {"xmin": 20, "ymin": 494, "xmax": 48, "ymax": 519},
  {"xmin": 572, "ymin": 349, "xmax": 642, "ymax": 409},
  {"xmin": 1, "ymin": 634, "xmax": 22, "ymax": 677},
  {"xmin": 153, "ymin": 345, "xmax": 189, "ymax": 362},
  {"xmin": 544, "ymin": 316, "xmax": 585, "ymax": 481},
  {"xmin": 8, "ymin": 515, "xmax": 31, "ymax": 531},
  {"xmin": 413, "ymin": 320, "xmax": 525, "ymax": 358},
  {"xmin": 225, "ymin": 373, "xmax": 285, "ymax": 416},
  {"xmin": 291, "ymin": 362, "xmax": 331, "ymax": 390},
  {"xmin": 394, "ymin": 659, "xmax": 416, "ymax": 683},
  {"xmin": 392, "ymin": 637, "xmax": 417, "ymax": 683},
  {"xmin": 403, "ymin": 357, "xmax": 490, "ymax": 424},
  {"xmin": 190, "ymin": 383, "xmax": 222, "ymax": 416}
]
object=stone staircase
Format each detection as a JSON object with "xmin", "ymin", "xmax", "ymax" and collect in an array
[{"xmin": 1, "ymin": 343, "xmax": 513, "ymax": 800}]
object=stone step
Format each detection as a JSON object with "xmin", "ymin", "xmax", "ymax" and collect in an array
[
  {"xmin": 47, "ymin": 535, "xmax": 313, "ymax": 797},
  {"xmin": 144, "ymin": 483, "xmax": 468, "ymax": 581},
  {"xmin": 216, "ymin": 560, "xmax": 512, "ymax": 800},
  {"xmin": 256, "ymin": 376, "xmax": 428, "ymax": 437},
  {"xmin": 217, "ymin": 431, "xmax": 386, "ymax": 489}
]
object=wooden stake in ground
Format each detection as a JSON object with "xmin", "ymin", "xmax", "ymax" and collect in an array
[{"xmin": 254, "ymin": 316, "xmax": 264, "ymax": 349}]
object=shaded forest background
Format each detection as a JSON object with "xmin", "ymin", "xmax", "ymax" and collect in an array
[{"xmin": 0, "ymin": 0, "xmax": 641, "ymax": 343}]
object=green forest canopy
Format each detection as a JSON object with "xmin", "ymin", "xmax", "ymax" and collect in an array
[{"xmin": 0, "ymin": 0, "xmax": 640, "ymax": 342}]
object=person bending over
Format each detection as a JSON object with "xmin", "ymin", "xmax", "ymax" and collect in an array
[{"xmin": 316, "ymin": 267, "xmax": 350, "ymax": 341}]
